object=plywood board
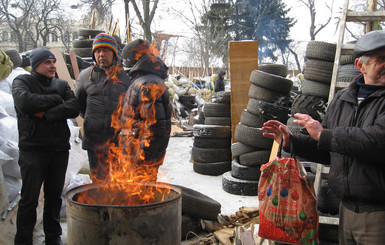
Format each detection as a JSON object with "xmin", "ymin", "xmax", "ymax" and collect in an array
[
  {"xmin": 229, "ymin": 41, "xmax": 258, "ymax": 141},
  {"xmin": 50, "ymin": 48, "xmax": 84, "ymax": 135}
]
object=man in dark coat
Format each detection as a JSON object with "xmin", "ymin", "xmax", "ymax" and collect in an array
[
  {"xmin": 262, "ymin": 30, "xmax": 385, "ymax": 244},
  {"xmin": 214, "ymin": 70, "xmax": 226, "ymax": 92},
  {"xmin": 12, "ymin": 48, "xmax": 79, "ymax": 245},
  {"xmin": 76, "ymin": 33, "xmax": 131, "ymax": 182},
  {"xmin": 120, "ymin": 39, "xmax": 171, "ymax": 182}
]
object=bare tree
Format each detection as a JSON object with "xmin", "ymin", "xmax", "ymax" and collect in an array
[
  {"xmin": 130, "ymin": 0, "xmax": 160, "ymax": 42},
  {"xmin": 299, "ymin": 0, "xmax": 334, "ymax": 40},
  {"xmin": 0, "ymin": 0, "xmax": 36, "ymax": 51}
]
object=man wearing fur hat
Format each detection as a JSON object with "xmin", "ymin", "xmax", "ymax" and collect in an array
[
  {"xmin": 12, "ymin": 48, "xmax": 79, "ymax": 245},
  {"xmin": 120, "ymin": 39, "xmax": 171, "ymax": 182},
  {"xmin": 76, "ymin": 33, "xmax": 131, "ymax": 182}
]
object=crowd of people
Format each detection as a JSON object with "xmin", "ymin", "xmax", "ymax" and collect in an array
[{"xmin": 1, "ymin": 29, "xmax": 385, "ymax": 245}]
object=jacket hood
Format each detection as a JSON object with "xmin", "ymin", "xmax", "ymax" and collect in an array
[{"xmin": 129, "ymin": 54, "xmax": 168, "ymax": 80}]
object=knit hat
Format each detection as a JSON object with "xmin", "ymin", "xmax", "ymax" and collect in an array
[
  {"xmin": 121, "ymin": 39, "xmax": 151, "ymax": 67},
  {"xmin": 92, "ymin": 33, "xmax": 118, "ymax": 60},
  {"xmin": 30, "ymin": 48, "xmax": 56, "ymax": 71},
  {"xmin": 0, "ymin": 48, "xmax": 13, "ymax": 80}
]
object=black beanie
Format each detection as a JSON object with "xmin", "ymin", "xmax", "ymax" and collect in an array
[{"xmin": 30, "ymin": 48, "xmax": 56, "ymax": 70}]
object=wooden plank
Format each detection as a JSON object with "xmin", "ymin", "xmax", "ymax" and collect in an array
[
  {"xmin": 346, "ymin": 10, "xmax": 385, "ymax": 22},
  {"xmin": 69, "ymin": 51, "xmax": 80, "ymax": 81},
  {"xmin": 229, "ymin": 41, "xmax": 258, "ymax": 141}
]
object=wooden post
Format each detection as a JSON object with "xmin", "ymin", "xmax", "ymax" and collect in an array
[
  {"xmin": 229, "ymin": 41, "xmax": 258, "ymax": 142},
  {"xmin": 107, "ymin": 14, "xmax": 113, "ymax": 34},
  {"xmin": 126, "ymin": 13, "xmax": 131, "ymax": 42},
  {"xmin": 366, "ymin": 0, "xmax": 377, "ymax": 33}
]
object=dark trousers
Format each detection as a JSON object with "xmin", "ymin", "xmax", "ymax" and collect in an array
[
  {"xmin": 14, "ymin": 150, "xmax": 68, "ymax": 245},
  {"xmin": 87, "ymin": 149, "xmax": 109, "ymax": 182},
  {"xmin": 339, "ymin": 203, "xmax": 385, "ymax": 244}
]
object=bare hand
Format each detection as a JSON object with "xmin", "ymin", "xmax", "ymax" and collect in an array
[
  {"xmin": 262, "ymin": 120, "xmax": 291, "ymax": 148},
  {"xmin": 293, "ymin": 113, "xmax": 323, "ymax": 140}
]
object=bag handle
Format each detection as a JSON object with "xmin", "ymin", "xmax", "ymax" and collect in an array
[{"xmin": 278, "ymin": 137, "xmax": 307, "ymax": 177}]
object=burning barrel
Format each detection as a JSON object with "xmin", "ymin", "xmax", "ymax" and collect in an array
[{"xmin": 66, "ymin": 182, "xmax": 182, "ymax": 245}]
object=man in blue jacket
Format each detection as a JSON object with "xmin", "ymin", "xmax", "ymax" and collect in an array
[
  {"xmin": 262, "ymin": 30, "xmax": 385, "ymax": 244},
  {"xmin": 12, "ymin": 48, "xmax": 79, "ymax": 245}
]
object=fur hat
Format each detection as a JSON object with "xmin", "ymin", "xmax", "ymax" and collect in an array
[
  {"xmin": 121, "ymin": 39, "xmax": 151, "ymax": 67},
  {"xmin": 92, "ymin": 33, "xmax": 118, "ymax": 60},
  {"xmin": 30, "ymin": 48, "xmax": 56, "ymax": 71}
]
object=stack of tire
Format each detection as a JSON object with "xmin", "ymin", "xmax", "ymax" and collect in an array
[
  {"xmin": 336, "ymin": 45, "xmax": 361, "ymax": 87},
  {"xmin": 222, "ymin": 64, "xmax": 292, "ymax": 196},
  {"xmin": 71, "ymin": 29, "xmax": 104, "ymax": 60},
  {"xmin": 286, "ymin": 41, "xmax": 335, "ymax": 146},
  {"xmin": 191, "ymin": 91, "xmax": 232, "ymax": 176}
]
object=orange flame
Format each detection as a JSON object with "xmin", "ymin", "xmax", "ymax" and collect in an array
[{"xmin": 77, "ymin": 45, "xmax": 171, "ymax": 206}]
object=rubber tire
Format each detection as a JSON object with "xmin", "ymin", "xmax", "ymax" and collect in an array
[
  {"xmin": 194, "ymin": 137, "xmax": 231, "ymax": 149},
  {"xmin": 231, "ymin": 142, "xmax": 259, "ymax": 158},
  {"xmin": 246, "ymin": 98, "xmax": 289, "ymax": 123},
  {"xmin": 248, "ymin": 84, "xmax": 290, "ymax": 103},
  {"xmin": 238, "ymin": 150, "xmax": 271, "ymax": 167},
  {"xmin": 78, "ymin": 29, "xmax": 104, "ymax": 39},
  {"xmin": 258, "ymin": 63, "xmax": 288, "ymax": 77},
  {"xmin": 301, "ymin": 79, "xmax": 330, "ymax": 99},
  {"xmin": 290, "ymin": 94, "xmax": 327, "ymax": 122},
  {"xmin": 181, "ymin": 215, "xmax": 202, "ymax": 240},
  {"xmin": 204, "ymin": 116, "xmax": 231, "ymax": 126},
  {"xmin": 211, "ymin": 91, "xmax": 231, "ymax": 104},
  {"xmin": 191, "ymin": 146, "xmax": 231, "ymax": 163},
  {"xmin": 222, "ymin": 171, "xmax": 259, "ymax": 196},
  {"xmin": 171, "ymin": 184, "xmax": 222, "ymax": 221},
  {"xmin": 204, "ymin": 102, "xmax": 231, "ymax": 117},
  {"xmin": 305, "ymin": 41, "xmax": 336, "ymax": 62},
  {"xmin": 234, "ymin": 123, "xmax": 273, "ymax": 149},
  {"xmin": 317, "ymin": 180, "xmax": 341, "ymax": 215},
  {"xmin": 337, "ymin": 64, "xmax": 361, "ymax": 83},
  {"xmin": 70, "ymin": 47, "xmax": 93, "ymax": 58},
  {"xmin": 304, "ymin": 59, "xmax": 334, "ymax": 84},
  {"xmin": 193, "ymin": 125, "xmax": 231, "ymax": 138},
  {"xmin": 231, "ymin": 160, "xmax": 261, "ymax": 181},
  {"xmin": 240, "ymin": 109, "xmax": 267, "ymax": 128},
  {"xmin": 72, "ymin": 39, "xmax": 94, "ymax": 48},
  {"xmin": 193, "ymin": 160, "xmax": 231, "ymax": 176},
  {"xmin": 249, "ymin": 70, "xmax": 293, "ymax": 93}
]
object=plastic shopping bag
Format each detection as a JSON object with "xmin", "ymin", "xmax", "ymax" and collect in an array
[{"xmin": 258, "ymin": 152, "xmax": 318, "ymax": 244}]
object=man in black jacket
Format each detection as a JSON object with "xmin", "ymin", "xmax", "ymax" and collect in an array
[
  {"xmin": 12, "ymin": 48, "xmax": 79, "ymax": 245},
  {"xmin": 120, "ymin": 39, "xmax": 171, "ymax": 182},
  {"xmin": 214, "ymin": 70, "xmax": 226, "ymax": 92},
  {"xmin": 262, "ymin": 30, "xmax": 385, "ymax": 244},
  {"xmin": 76, "ymin": 33, "xmax": 131, "ymax": 182}
]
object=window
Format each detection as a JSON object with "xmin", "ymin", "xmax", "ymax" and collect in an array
[
  {"xmin": 2, "ymin": 31, "xmax": 8, "ymax": 41},
  {"xmin": 11, "ymin": 32, "xmax": 17, "ymax": 42},
  {"xmin": 52, "ymin": 32, "xmax": 58, "ymax": 42}
]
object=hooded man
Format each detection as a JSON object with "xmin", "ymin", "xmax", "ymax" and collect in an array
[
  {"xmin": 12, "ymin": 48, "xmax": 79, "ymax": 245},
  {"xmin": 120, "ymin": 39, "xmax": 171, "ymax": 182},
  {"xmin": 76, "ymin": 33, "xmax": 131, "ymax": 182}
]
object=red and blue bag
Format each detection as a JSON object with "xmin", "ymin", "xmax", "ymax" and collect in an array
[{"xmin": 258, "ymin": 144, "xmax": 318, "ymax": 244}]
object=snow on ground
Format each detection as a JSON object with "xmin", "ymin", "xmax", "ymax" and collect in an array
[{"xmin": 158, "ymin": 136, "xmax": 258, "ymax": 216}]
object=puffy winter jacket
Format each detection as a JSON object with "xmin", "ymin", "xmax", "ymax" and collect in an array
[
  {"xmin": 292, "ymin": 75, "xmax": 385, "ymax": 212},
  {"xmin": 122, "ymin": 55, "xmax": 171, "ymax": 164},
  {"xmin": 76, "ymin": 64, "xmax": 131, "ymax": 150},
  {"xmin": 12, "ymin": 71, "xmax": 79, "ymax": 151}
]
